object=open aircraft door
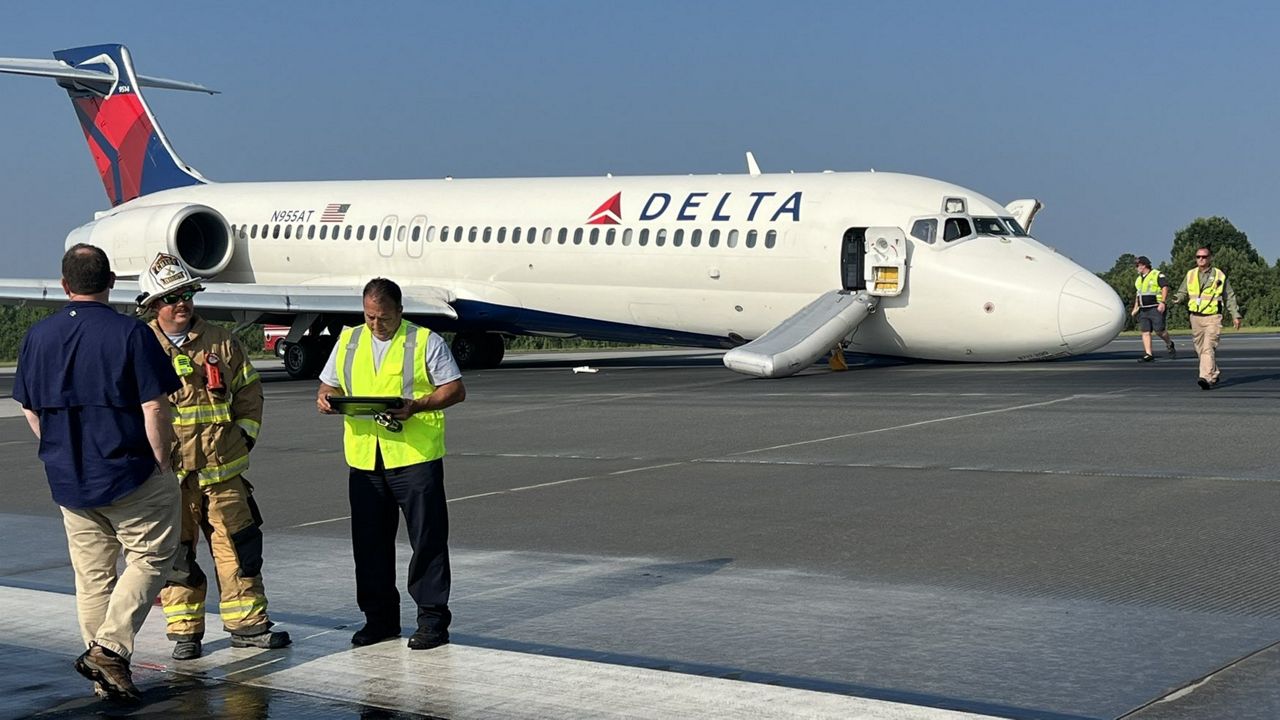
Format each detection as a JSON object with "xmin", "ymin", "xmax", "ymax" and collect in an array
[{"xmin": 723, "ymin": 227, "xmax": 906, "ymax": 378}]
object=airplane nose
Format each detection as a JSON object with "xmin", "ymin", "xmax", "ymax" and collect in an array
[{"xmin": 1058, "ymin": 271, "xmax": 1125, "ymax": 354}]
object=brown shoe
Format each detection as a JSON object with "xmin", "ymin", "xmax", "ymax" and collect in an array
[{"xmin": 74, "ymin": 645, "xmax": 140, "ymax": 700}]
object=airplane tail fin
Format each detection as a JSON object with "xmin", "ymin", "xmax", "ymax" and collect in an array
[{"xmin": 0, "ymin": 44, "xmax": 217, "ymax": 206}]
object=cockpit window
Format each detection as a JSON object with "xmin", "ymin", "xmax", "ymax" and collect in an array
[
  {"xmin": 973, "ymin": 217, "xmax": 1009, "ymax": 235},
  {"xmin": 910, "ymin": 218, "xmax": 937, "ymax": 244},
  {"xmin": 1001, "ymin": 216, "xmax": 1029, "ymax": 236},
  {"xmin": 943, "ymin": 217, "xmax": 972, "ymax": 242}
]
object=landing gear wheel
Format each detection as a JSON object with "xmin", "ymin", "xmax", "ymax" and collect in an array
[
  {"xmin": 283, "ymin": 338, "xmax": 327, "ymax": 380},
  {"xmin": 452, "ymin": 333, "xmax": 505, "ymax": 370}
]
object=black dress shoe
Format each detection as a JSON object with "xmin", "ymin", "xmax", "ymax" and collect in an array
[
  {"xmin": 407, "ymin": 628, "xmax": 449, "ymax": 650},
  {"xmin": 351, "ymin": 623, "xmax": 401, "ymax": 646},
  {"xmin": 1197, "ymin": 377, "xmax": 1213, "ymax": 390}
]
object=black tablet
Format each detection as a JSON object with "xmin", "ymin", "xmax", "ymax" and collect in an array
[{"xmin": 327, "ymin": 396, "xmax": 405, "ymax": 416}]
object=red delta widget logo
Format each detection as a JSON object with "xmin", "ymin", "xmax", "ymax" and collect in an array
[{"xmin": 586, "ymin": 191, "xmax": 802, "ymax": 225}]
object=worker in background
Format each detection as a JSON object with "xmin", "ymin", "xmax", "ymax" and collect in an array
[
  {"xmin": 137, "ymin": 253, "xmax": 291, "ymax": 659},
  {"xmin": 1168, "ymin": 247, "xmax": 1243, "ymax": 389},
  {"xmin": 1129, "ymin": 256, "xmax": 1176, "ymax": 362}
]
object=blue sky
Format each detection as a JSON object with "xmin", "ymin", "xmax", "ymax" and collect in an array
[{"xmin": 1, "ymin": 1, "xmax": 1277, "ymax": 276}]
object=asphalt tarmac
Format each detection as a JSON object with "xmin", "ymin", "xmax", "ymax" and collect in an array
[{"xmin": 1, "ymin": 335, "xmax": 1278, "ymax": 719}]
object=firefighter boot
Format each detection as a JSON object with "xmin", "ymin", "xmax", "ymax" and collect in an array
[{"xmin": 230, "ymin": 629, "xmax": 292, "ymax": 649}]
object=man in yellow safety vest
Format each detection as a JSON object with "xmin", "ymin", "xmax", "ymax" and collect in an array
[
  {"xmin": 1168, "ymin": 247, "xmax": 1242, "ymax": 389},
  {"xmin": 1129, "ymin": 255, "xmax": 1176, "ymax": 362},
  {"xmin": 316, "ymin": 277, "xmax": 466, "ymax": 650}
]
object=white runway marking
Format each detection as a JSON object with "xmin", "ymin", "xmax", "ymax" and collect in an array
[
  {"xmin": 0, "ymin": 585, "xmax": 1000, "ymax": 720},
  {"xmin": 727, "ymin": 395, "xmax": 1088, "ymax": 457}
]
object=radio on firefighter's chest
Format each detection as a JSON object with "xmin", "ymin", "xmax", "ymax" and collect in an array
[{"xmin": 172, "ymin": 350, "xmax": 226, "ymax": 392}]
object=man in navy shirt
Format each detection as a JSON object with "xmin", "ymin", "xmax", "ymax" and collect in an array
[{"xmin": 14, "ymin": 244, "xmax": 182, "ymax": 700}]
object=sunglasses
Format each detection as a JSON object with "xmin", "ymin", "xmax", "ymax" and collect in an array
[
  {"xmin": 159, "ymin": 290, "xmax": 199, "ymax": 305},
  {"xmin": 1195, "ymin": 255, "xmax": 1210, "ymax": 260},
  {"xmin": 373, "ymin": 412, "xmax": 403, "ymax": 433}
]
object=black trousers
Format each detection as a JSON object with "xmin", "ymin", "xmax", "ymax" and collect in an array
[{"xmin": 348, "ymin": 454, "xmax": 451, "ymax": 632}]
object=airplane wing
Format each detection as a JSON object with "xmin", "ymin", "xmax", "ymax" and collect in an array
[{"xmin": 0, "ymin": 280, "xmax": 457, "ymax": 320}]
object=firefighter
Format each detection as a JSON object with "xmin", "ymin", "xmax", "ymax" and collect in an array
[{"xmin": 137, "ymin": 253, "xmax": 291, "ymax": 659}]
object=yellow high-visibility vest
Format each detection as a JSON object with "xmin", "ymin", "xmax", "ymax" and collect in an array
[
  {"xmin": 334, "ymin": 322, "xmax": 445, "ymax": 470},
  {"xmin": 1134, "ymin": 270, "xmax": 1163, "ymax": 308},
  {"xmin": 1186, "ymin": 267, "xmax": 1226, "ymax": 315}
]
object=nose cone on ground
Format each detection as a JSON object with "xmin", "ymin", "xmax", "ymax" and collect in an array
[{"xmin": 1059, "ymin": 271, "xmax": 1125, "ymax": 354}]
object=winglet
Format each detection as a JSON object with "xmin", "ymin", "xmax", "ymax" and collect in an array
[{"xmin": 745, "ymin": 151, "xmax": 761, "ymax": 177}]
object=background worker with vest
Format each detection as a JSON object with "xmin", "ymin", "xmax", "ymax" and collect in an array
[
  {"xmin": 1168, "ymin": 247, "xmax": 1242, "ymax": 389},
  {"xmin": 137, "ymin": 253, "xmax": 291, "ymax": 659},
  {"xmin": 316, "ymin": 278, "xmax": 466, "ymax": 650},
  {"xmin": 1129, "ymin": 255, "xmax": 1176, "ymax": 362}
]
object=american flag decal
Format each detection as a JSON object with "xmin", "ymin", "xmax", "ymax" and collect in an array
[{"xmin": 321, "ymin": 203, "xmax": 350, "ymax": 222}]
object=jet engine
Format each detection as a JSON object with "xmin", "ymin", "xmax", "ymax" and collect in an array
[{"xmin": 64, "ymin": 203, "xmax": 233, "ymax": 278}]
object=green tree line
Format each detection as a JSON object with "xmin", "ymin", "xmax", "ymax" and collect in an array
[{"xmin": 1097, "ymin": 216, "xmax": 1278, "ymax": 330}]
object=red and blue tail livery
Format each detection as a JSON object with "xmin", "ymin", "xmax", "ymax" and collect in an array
[
  {"xmin": 51, "ymin": 44, "xmax": 206, "ymax": 206},
  {"xmin": 46, "ymin": 44, "xmax": 209, "ymax": 206}
]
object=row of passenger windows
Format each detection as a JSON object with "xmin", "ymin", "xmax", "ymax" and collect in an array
[{"xmin": 230, "ymin": 222, "xmax": 780, "ymax": 249}]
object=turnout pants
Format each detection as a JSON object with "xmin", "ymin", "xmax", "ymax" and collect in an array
[
  {"xmin": 60, "ymin": 468, "xmax": 181, "ymax": 660},
  {"xmin": 160, "ymin": 473, "xmax": 271, "ymax": 640},
  {"xmin": 348, "ymin": 456, "xmax": 451, "ymax": 632},
  {"xmin": 1190, "ymin": 313, "xmax": 1223, "ymax": 382}
]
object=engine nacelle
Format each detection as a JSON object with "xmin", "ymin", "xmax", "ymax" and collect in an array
[{"xmin": 65, "ymin": 203, "xmax": 233, "ymax": 278}]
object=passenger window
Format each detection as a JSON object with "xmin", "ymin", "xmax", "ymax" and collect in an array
[
  {"xmin": 655, "ymin": 229, "xmax": 667, "ymax": 246},
  {"xmin": 746, "ymin": 229, "xmax": 758, "ymax": 248},
  {"xmin": 558, "ymin": 228, "xmax": 568, "ymax": 244},
  {"xmin": 765, "ymin": 230, "xmax": 777, "ymax": 249},
  {"xmin": 726, "ymin": 229, "xmax": 738, "ymax": 248},
  {"xmin": 673, "ymin": 229, "xmax": 684, "ymax": 247},
  {"xmin": 483, "ymin": 227, "xmax": 492, "ymax": 243},
  {"xmin": 606, "ymin": 228, "xmax": 616, "ymax": 245},
  {"xmin": 306, "ymin": 225, "xmax": 315, "ymax": 240},
  {"xmin": 622, "ymin": 228, "xmax": 632, "ymax": 246},
  {"xmin": 573, "ymin": 228, "xmax": 583, "ymax": 245},
  {"xmin": 943, "ymin": 218, "xmax": 972, "ymax": 242},
  {"xmin": 296, "ymin": 224, "xmax": 304, "ymax": 238},
  {"xmin": 426, "ymin": 226, "xmax": 436, "ymax": 242},
  {"xmin": 511, "ymin": 227, "xmax": 520, "ymax": 244},
  {"xmin": 638, "ymin": 229, "xmax": 649, "ymax": 246},
  {"xmin": 397, "ymin": 226, "xmax": 406, "ymax": 241},
  {"xmin": 589, "ymin": 228, "xmax": 599, "ymax": 245},
  {"xmin": 411, "ymin": 226, "xmax": 420, "ymax": 242},
  {"xmin": 542, "ymin": 228, "xmax": 552, "ymax": 244},
  {"xmin": 320, "ymin": 225, "xmax": 328, "ymax": 240},
  {"xmin": 469, "ymin": 227, "xmax": 478, "ymax": 243},
  {"xmin": 344, "ymin": 225, "xmax": 352, "ymax": 240},
  {"xmin": 356, "ymin": 226, "xmax": 365, "ymax": 241},
  {"xmin": 708, "ymin": 229, "xmax": 720, "ymax": 247},
  {"xmin": 911, "ymin": 219, "xmax": 938, "ymax": 244},
  {"xmin": 284, "ymin": 225, "xmax": 292, "ymax": 239},
  {"xmin": 690, "ymin": 229, "xmax": 702, "ymax": 247},
  {"xmin": 497, "ymin": 227, "xmax": 506, "ymax": 243}
]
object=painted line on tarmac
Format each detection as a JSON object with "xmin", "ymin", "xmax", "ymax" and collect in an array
[
  {"xmin": 287, "ymin": 460, "xmax": 688, "ymax": 528},
  {"xmin": 726, "ymin": 395, "xmax": 1087, "ymax": 457}
]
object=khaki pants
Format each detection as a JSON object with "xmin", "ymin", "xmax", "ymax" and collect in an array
[
  {"xmin": 159, "ymin": 474, "xmax": 270, "ymax": 639},
  {"xmin": 1190, "ymin": 313, "xmax": 1223, "ymax": 382},
  {"xmin": 60, "ymin": 469, "xmax": 181, "ymax": 660}
]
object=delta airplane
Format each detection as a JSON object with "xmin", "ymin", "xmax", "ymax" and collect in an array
[{"xmin": 0, "ymin": 44, "xmax": 1124, "ymax": 379}]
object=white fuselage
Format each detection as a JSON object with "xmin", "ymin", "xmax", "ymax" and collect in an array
[{"xmin": 85, "ymin": 171, "xmax": 1125, "ymax": 361}]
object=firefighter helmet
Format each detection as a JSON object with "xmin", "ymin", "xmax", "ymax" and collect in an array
[{"xmin": 136, "ymin": 253, "xmax": 203, "ymax": 310}]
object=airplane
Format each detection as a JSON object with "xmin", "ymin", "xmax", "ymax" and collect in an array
[{"xmin": 0, "ymin": 44, "xmax": 1124, "ymax": 379}]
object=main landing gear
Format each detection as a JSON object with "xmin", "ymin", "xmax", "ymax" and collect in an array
[
  {"xmin": 282, "ymin": 335, "xmax": 336, "ymax": 380},
  {"xmin": 450, "ymin": 332, "xmax": 505, "ymax": 370}
]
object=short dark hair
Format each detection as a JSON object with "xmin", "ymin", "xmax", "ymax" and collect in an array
[
  {"xmin": 362, "ymin": 277, "xmax": 402, "ymax": 308},
  {"xmin": 1135, "ymin": 256, "xmax": 1151, "ymax": 268},
  {"xmin": 62, "ymin": 243, "xmax": 112, "ymax": 294}
]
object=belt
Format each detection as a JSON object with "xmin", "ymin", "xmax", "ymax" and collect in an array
[{"xmin": 1189, "ymin": 311, "xmax": 1218, "ymax": 317}]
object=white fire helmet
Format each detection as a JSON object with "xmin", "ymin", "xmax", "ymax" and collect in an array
[{"xmin": 136, "ymin": 253, "xmax": 203, "ymax": 310}]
